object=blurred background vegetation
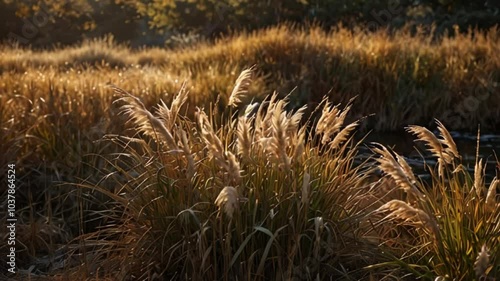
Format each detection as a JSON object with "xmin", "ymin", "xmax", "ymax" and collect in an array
[{"xmin": 1, "ymin": 0, "xmax": 499, "ymax": 48}]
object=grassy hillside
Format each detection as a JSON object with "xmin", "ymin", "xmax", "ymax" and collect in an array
[{"xmin": 2, "ymin": 26, "xmax": 499, "ymax": 132}]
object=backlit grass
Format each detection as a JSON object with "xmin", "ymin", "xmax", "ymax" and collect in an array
[{"xmin": 1, "ymin": 25, "xmax": 499, "ymax": 280}]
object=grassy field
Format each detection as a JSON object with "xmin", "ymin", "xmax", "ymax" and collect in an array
[{"xmin": 1, "ymin": 25, "xmax": 499, "ymax": 280}]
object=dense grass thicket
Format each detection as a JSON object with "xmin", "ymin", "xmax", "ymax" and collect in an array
[
  {"xmin": 2, "ymin": 26, "xmax": 500, "ymax": 132},
  {"xmin": 1, "ymin": 25, "xmax": 499, "ymax": 280}
]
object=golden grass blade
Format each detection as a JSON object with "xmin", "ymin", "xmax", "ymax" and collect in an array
[{"xmin": 435, "ymin": 119, "xmax": 459, "ymax": 159}]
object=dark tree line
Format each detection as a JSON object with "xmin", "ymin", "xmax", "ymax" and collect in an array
[{"xmin": 1, "ymin": 0, "xmax": 498, "ymax": 47}]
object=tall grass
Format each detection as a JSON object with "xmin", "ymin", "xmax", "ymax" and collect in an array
[
  {"xmin": 2, "ymin": 25, "xmax": 499, "ymax": 132},
  {"xmin": 68, "ymin": 69, "xmax": 377, "ymax": 280},
  {"xmin": 366, "ymin": 121, "xmax": 500, "ymax": 280}
]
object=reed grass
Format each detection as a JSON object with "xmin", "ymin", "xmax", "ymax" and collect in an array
[
  {"xmin": 366, "ymin": 120, "xmax": 500, "ymax": 280},
  {"xmin": 1, "ymin": 25, "xmax": 499, "ymax": 280},
  {"xmin": 58, "ymin": 69, "xmax": 380, "ymax": 280}
]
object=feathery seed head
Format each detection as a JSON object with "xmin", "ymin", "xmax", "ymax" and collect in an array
[
  {"xmin": 236, "ymin": 115, "xmax": 254, "ymax": 161},
  {"xmin": 301, "ymin": 172, "xmax": 311, "ymax": 205},
  {"xmin": 215, "ymin": 186, "xmax": 239, "ymax": 219},
  {"xmin": 406, "ymin": 125, "xmax": 448, "ymax": 177},
  {"xmin": 376, "ymin": 200, "xmax": 439, "ymax": 238},
  {"xmin": 292, "ymin": 127, "xmax": 306, "ymax": 162},
  {"xmin": 435, "ymin": 119, "xmax": 459, "ymax": 159},
  {"xmin": 329, "ymin": 121, "xmax": 358, "ymax": 150},
  {"xmin": 316, "ymin": 100, "xmax": 349, "ymax": 145},
  {"xmin": 244, "ymin": 102, "xmax": 260, "ymax": 117},
  {"xmin": 157, "ymin": 82, "xmax": 189, "ymax": 129},
  {"xmin": 179, "ymin": 128, "xmax": 196, "ymax": 179},
  {"xmin": 474, "ymin": 158, "xmax": 484, "ymax": 197},
  {"xmin": 113, "ymin": 85, "xmax": 178, "ymax": 150},
  {"xmin": 197, "ymin": 108, "xmax": 225, "ymax": 161},
  {"xmin": 406, "ymin": 125, "xmax": 443, "ymax": 156},
  {"xmin": 372, "ymin": 144, "xmax": 423, "ymax": 199},
  {"xmin": 226, "ymin": 151, "xmax": 242, "ymax": 185},
  {"xmin": 228, "ymin": 67, "xmax": 254, "ymax": 107}
]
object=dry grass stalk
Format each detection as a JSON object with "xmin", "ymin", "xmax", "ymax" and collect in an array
[
  {"xmin": 198, "ymin": 109, "xmax": 241, "ymax": 184},
  {"xmin": 228, "ymin": 67, "xmax": 253, "ymax": 107},
  {"xmin": 474, "ymin": 158, "xmax": 484, "ymax": 197},
  {"xmin": 485, "ymin": 178, "xmax": 498, "ymax": 211},
  {"xmin": 376, "ymin": 200, "xmax": 439, "ymax": 239},
  {"xmin": 372, "ymin": 145, "xmax": 423, "ymax": 200},
  {"xmin": 329, "ymin": 121, "xmax": 358, "ymax": 150},
  {"xmin": 474, "ymin": 244, "xmax": 490, "ymax": 278},
  {"xmin": 198, "ymin": 109, "xmax": 225, "ymax": 161},
  {"xmin": 225, "ymin": 151, "xmax": 242, "ymax": 185},
  {"xmin": 254, "ymin": 93, "xmax": 278, "ymax": 141},
  {"xmin": 236, "ymin": 115, "xmax": 253, "ymax": 161},
  {"xmin": 113, "ymin": 85, "xmax": 178, "ymax": 151},
  {"xmin": 271, "ymin": 100, "xmax": 291, "ymax": 169},
  {"xmin": 256, "ymin": 95, "xmax": 296, "ymax": 169},
  {"xmin": 292, "ymin": 127, "xmax": 306, "ymax": 162},
  {"xmin": 215, "ymin": 186, "xmax": 239, "ymax": 219},
  {"xmin": 179, "ymin": 128, "xmax": 196, "ymax": 179},
  {"xmin": 286, "ymin": 105, "xmax": 306, "ymax": 136},
  {"xmin": 157, "ymin": 82, "xmax": 189, "ymax": 129},
  {"xmin": 301, "ymin": 172, "xmax": 311, "ymax": 205}
]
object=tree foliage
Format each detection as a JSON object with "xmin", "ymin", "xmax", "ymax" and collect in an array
[{"xmin": 1, "ymin": 0, "xmax": 498, "ymax": 47}]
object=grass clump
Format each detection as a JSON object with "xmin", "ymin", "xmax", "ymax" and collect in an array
[
  {"xmin": 2, "ymin": 25, "xmax": 499, "ymax": 131},
  {"xmin": 69, "ymin": 68, "xmax": 376, "ymax": 280},
  {"xmin": 366, "ymin": 121, "xmax": 500, "ymax": 280}
]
